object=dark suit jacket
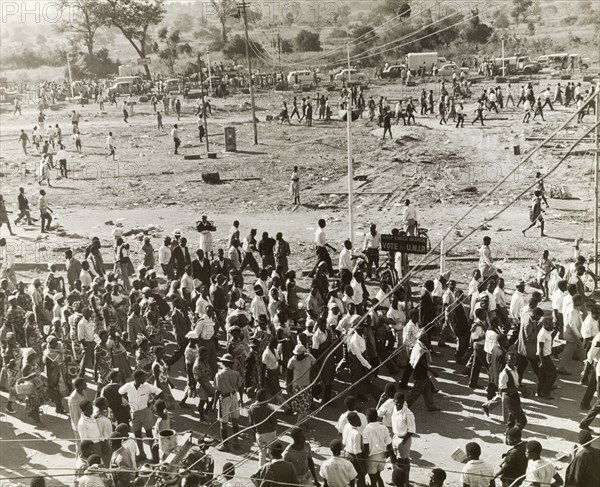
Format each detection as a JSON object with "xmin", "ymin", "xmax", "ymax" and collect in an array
[
  {"xmin": 498, "ymin": 441, "xmax": 528, "ymax": 486},
  {"xmin": 489, "ymin": 343, "xmax": 507, "ymax": 386},
  {"xmin": 419, "ymin": 290, "xmax": 436, "ymax": 326},
  {"xmin": 211, "ymin": 258, "xmax": 230, "ymax": 277},
  {"xmin": 192, "ymin": 257, "xmax": 211, "ymax": 286}
]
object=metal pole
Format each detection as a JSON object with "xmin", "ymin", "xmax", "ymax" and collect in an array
[
  {"xmin": 67, "ymin": 55, "xmax": 74, "ymax": 100},
  {"xmin": 347, "ymin": 40, "xmax": 354, "ymax": 243},
  {"xmin": 207, "ymin": 49, "xmax": 213, "ymax": 92},
  {"xmin": 501, "ymin": 36, "xmax": 505, "ymax": 76},
  {"xmin": 595, "ymin": 86, "xmax": 599, "ymax": 278},
  {"xmin": 198, "ymin": 52, "xmax": 209, "ymax": 152},
  {"xmin": 240, "ymin": 0, "xmax": 258, "ymax": 145}
]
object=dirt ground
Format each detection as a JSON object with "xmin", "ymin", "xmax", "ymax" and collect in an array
[{"xmin": 0, "ymin": 75, "xmax": 598, "ymax": 486}]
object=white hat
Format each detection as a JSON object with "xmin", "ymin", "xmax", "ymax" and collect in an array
[
  {"xmin": 173, "ymin": 229, "xmax": 182, "ymax": 236},
  {"xmin": 293, "ymin": 344, "xmax": 307, "ymax": 355}
]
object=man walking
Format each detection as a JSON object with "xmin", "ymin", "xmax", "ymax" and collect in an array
[{"xmin": 171, "ymin": 124, "xmax": 181, "ymax": 155}]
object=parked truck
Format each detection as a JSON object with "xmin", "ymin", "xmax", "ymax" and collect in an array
[{"xmin": 406, "ymin": 52, "xmax": 440, "ymax": 74}]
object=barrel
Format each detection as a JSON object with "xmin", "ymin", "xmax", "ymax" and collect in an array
[{"xmin": 158, "ymin": 429, "xmax": 177, "ymax": 455}]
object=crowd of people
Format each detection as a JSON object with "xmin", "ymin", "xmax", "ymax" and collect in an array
[{"xmin": 0, "ymin": 206, "xmax": 599, "ymax": 486}]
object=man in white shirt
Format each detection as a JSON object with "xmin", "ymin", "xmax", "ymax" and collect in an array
[
  {"xmin": 347, "ymin": 325, "xmax": 375, "ymax": 400},
  {"xmin": 509, "ymin": 280, "xmax": 526, "ymax": 323},
  {"xmin": 439, "ymin": 278, "xmax": 456, "ymax": 347},
  {"xmin": 499, "ymin": 351, "xmax": 527, "ymax": 429},
  {"xmin": 402, "ymin": 199, "xmax": 418, "ymax": 236},
  {"xmin": 77, "ymin": 399, "xmax": 100, "ymax": 448},
  {"xmin": 313, "ymin": 218, "xmax": 336, "ymax": 277},
  {"xmin": 551, "ymin": 279, "xmax": 567, "ymax": 338},
  {"xmin": 581, "ymin": 305, "xmax": 599, "ymax": 349},
  {"xmin": 478, "ymin": 236, "xmax": 500, "ymax": 281},
  {"xmin": 524, "ymin": 440, "xmax": 560, "ymax": 487},
  {"xmin": 391, "ymin": 392, "xmax": 415, "ymax": 484},
  {"xmin": 171, "ymin": 124, "xmax": 181, "ymax": 154},
  {"xmin": 399, "ymin": 309, "xmax": 420, "ymax": 388},
  {"xmin": 320, "ymin": 439, "xmax": 357, "ymax": 487},
  {"xmin": 158, "ymin": 236, "xmax": 173, "ymax": 279},
  {"xmin": 460, "ymin": 442, "xmax": 495, "ymax": 487},
  {"xmin": 56, "ymin": 145, "xmax": 68, "ymax": 177},
  {"xmin": 362, "ymin": 408, "xmax": 393, "ymax": 487},
  {"xmin": 558, "ymin": 294, "xmax": 585, "ymax": 375},
  {"xmin": 336, "ymin": 396, "xmax": 367, "ymax": 434},
  {"xmin": 76, "ymin": 308, "xmax": 95, "ymax": 377},
  {"xmin": 362, "ymin": 224, "xmax": 381, "ymax": 279},
  {"xmin": 0, "ymin": 238, "xmax": 17, "ymax": 290},
  {"xmin": 350, "ymin": 271, "xmax": 365, "ymax": 313},
  {"xmin": 119, "ymin": 370, "xmax": 163, "ymax": 461},
  {"xmin": 537, "ymin": 318, "xmax": 557, "ymax": 399}
]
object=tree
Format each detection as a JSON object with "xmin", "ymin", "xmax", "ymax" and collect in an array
[
  {"xmin": 281, "ymin": 38, "xmax": 293, "ymax": 54},
  {"xmin": 527, "ymin": 21, "xmax": 535, "ymax": 34},
  {"xmin": 222, "ymin": 34, "xmax": 264, "ymax": 59},
  {"xmin": 295, "ymin": 29, "xmax": 322, "ymax": 51},
  {"xmin": 173, "ymin": 13, "xmax": 194, "ymax": 33},
  {"xmin": 380, "ymin": 0, "xmax": 411, "ymax": 18},
  {"xmin": 494, "ymin": 12, "xmax": 510, "ymax": 28},
  {"xmin": 462, "ymin": 8, "xmax": 493, "ymax": 45},
  {"xmin": 100, "ymin": 0, "xmax": 166, "ymax": 79},
  {"xmin": 352, "ymin": 24, "xmax": 377, "ymax": 43},
  {"xmin": 511, "ymin": 0, "xmax": 533, "ymax": 26},
  {"xmin": 153, "ymin": 28, "xmax": 192, "ymax": 75},
  {"xmin": 56, "ymin": 0, "xmax": 105, "ymax": 55},
  {"xmin": 209, "ymin": 0, "xmax": 237, "ymax": 43}
]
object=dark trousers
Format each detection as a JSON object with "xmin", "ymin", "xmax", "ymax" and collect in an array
[
  {"xmin": 79, "ymin": 341, "xmax": 95, "ymax": 376},
  {"xmin": 538, "ymin": 355, "xmax": 557, "ymax": 396},
  {"xmin": 456, "ymin": 335, "xmax": 469, "ymax": 361},
  {"xmin": 469, "ymin": 347, "xmax": 488, "ymax": 387},
  {"xmin": 504, "ymin": 393, "xmax": 527, "ymax": 430},
  {"xmin": 582, "ymin": 373, "xmax": 597, "ymax": 407},
  {"xmin": 241, "ymin": 253, "xmax": 260, "ymax": 277},
  {"xmin": 349, "ymin": 453, "xmax": 366, "ymax": 487},
  {"xmin": 314, "ymin": 246, "xmax": 334, "ymax": 276},
  {"xmin": 516, "ymin": 354, "xmax": 539, "ymax": 386},
  {"xmin": 166, "ymin": 339, "xmax": 189, "ymax": 367},
  {"xmin": 407, "ymin": 377, "xmax": 435, "ymax": 409},
  {"xmin": 365, "ymin": 249, "xmax": 379, "ymax": 278},
  {"xmin": 59, "ymin": 159, "xmax": 67, "ymax": 177},
  {"xmin": 399, "ymin": 362, "xmax": 413, "ymax": 387},
  {"xmin": 174, "ymin": 137, "xmax": 181, "ymax": 154},
  {"xmin": 41, "ymin": 212, "xmax": 52, "ymax": 232},
  {"xmin": 580, "ymin": 378, "xmax": 600, "ymax": 429}
]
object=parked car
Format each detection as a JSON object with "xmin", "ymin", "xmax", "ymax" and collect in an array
[
  {"xmin": 381, "ymin": 65, "xmax": 405, "ymax": 79},
  {"xmin": 335, "ymin": 68, "xmax": 366, "ymax": 81},
  {"xmin": 437, "ymin": 63, "xmax": 469, "ymax": 78}
]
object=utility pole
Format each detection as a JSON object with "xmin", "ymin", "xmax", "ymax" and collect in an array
[
  {"xmin": 207, "ymin": 49, "xmax": 213, "ymax": 92},
  {"xmin": 197, "ymin": 52, "xmax": 209, "ymax": 152},
  {"xmin": 277, "ymin": 32, "xmax": 282, "ymax": 72},
  {"xmin": 346, "ymin": 39, "xmax": 354, "ymax": 243},
  {"xmin": 66, "ymin": 55, "xmax": 74, "ymax": 100},
  {"xmin": 238, "ymin": 0, "xmax": 258, "ymax": 145},
  {"xmin": 595, "ymin": 85, "xmax": 599, "ymax": 278}
]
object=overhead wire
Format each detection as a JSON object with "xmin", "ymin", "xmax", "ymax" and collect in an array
[
  {"xmin": 198, "ymin": 88, "xmax": 600, "ymax": 483},
  {"xmin": 7, "ymin": 85, "xmax": 595, "ymax": 486}
]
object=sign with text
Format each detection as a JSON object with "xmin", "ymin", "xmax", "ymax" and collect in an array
[
  {"xmin": 137, "ymin": 58, "xmax": 151, "ymax": 65},
  {"xmin": 380, "ymin": 234, "xmax": 428, "ymax": 254}
]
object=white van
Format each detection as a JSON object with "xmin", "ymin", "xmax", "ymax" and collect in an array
[{"xmin": 287, "ymin": 70, "xmax": 316, "ymax": 86}]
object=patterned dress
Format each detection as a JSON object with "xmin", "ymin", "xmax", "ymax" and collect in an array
[
  {"xmin": 193, "ymin": 358, "xmax": 215, "ymax": 400},
  {"xmin": 152, "ymin": 359, "xmax": 174, "ymax": 407},
  {"xmin": 21, "ymin": 360, "xmax": 47, "ymax": 411},
  {"xmin": 184, "ymin": 344, "xmax": 199, "ymax": 398},
  {"xmin": 94, "ymin": 342, "xmax": 113, "ymax": 390}
]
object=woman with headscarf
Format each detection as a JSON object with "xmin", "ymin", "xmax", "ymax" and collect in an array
[
  {"xmin": 196, "ymin": 215, "xmax": 215, "ymax": 255},
  {"xmin": 110, "ymin": 283, "xmax": 128, "ymax": 333},
  {"xmin": 20, "ymin": 349, "xmax": 47, "ymax": 424},
  {"xmin": 285, "ymin": 271, "xmax": 299, "ymax": 327},
  {"xmin": 23, "ymin": 313, "xmax": 42, "ymax": 357},
  {"xmin": 43, "ymin": 335, "xmax": 68, "ymax": 414},
  {"xmin": 107, "ymin": 327, "xmax": 132, "ymax": 382},
  {"xmin": 287, "ymin": 344, "xmax": 316, "ymax": 427},
  {"xmin": 94, "ymin": 329, "xmax": 112, "ymax": 397},
  {"xmin": 88, "ymin": 240, "xmax": 105, "ymax": 278},
  {"xmin": 28, "ymin": 278, "xmax": 44, "ymax": 328},
  {"xmin": 0, "ymin": 332, "xmax": 23, "ymax": 414},
  {"xmin": 101, "ymin": 294, "xmax": 119, "ymax": 331},
  {"xmin": 45, "ymin": 263, "xmax": 65, "ymax": 295}
]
